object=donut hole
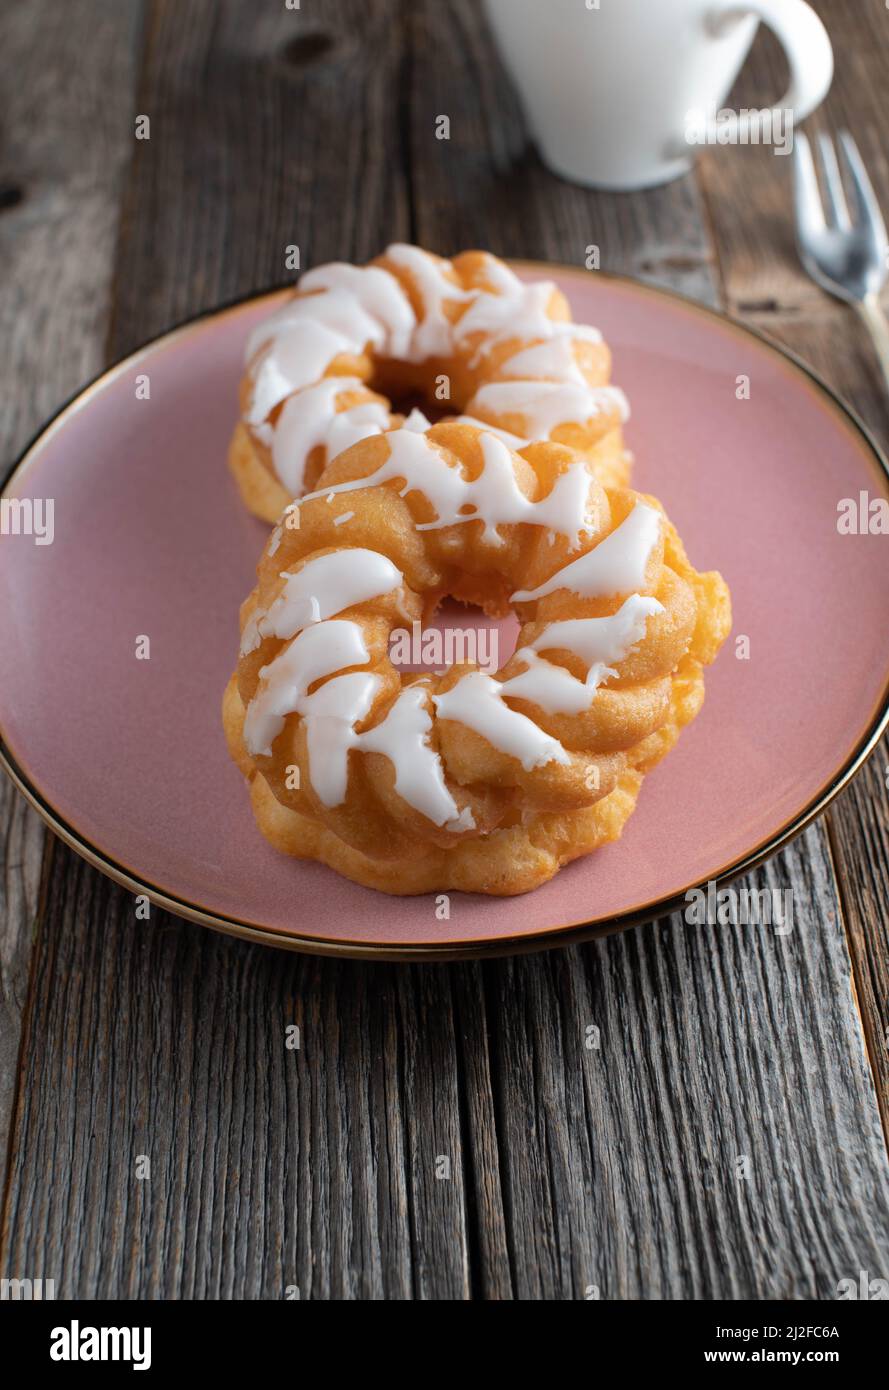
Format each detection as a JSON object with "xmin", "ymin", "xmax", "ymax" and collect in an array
[
  {"xmin": 385, "ymin": 387, "xmax": 454, "ymax": 427},
  {"xmin": 387, "ymin": 597, "xmax": 519, "ymax": 678},
  {"xmin": 364, "ymin": 351, "xmax": 479, "ymax": 429}
]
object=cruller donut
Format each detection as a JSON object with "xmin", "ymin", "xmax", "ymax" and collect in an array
[
  {"xmin": 223, "ymin": 421, "xmax": 731, "ymax": 896},
  {"xmin": 228, "ymin": 244, "xmax": 632, "ymax": 523}
]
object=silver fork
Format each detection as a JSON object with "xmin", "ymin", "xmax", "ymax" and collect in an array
[{"xmin": 793, "ymin": 130, "xmax": 889, "ymax": 397}]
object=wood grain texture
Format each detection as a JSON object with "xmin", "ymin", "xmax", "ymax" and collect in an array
[
  {"xmin": 2, "ymin": 856, "xmax": 472, "ymax": 1298},
  {"xmin": 1, "ymin": 0, "xmax": 888, "ymax": 1301},
  {"xmin": 697, "ymin": 0, "xmax": 889, "ymax": 1137},
  {"xmin": 4, "ymin": 835, "xmax": 886, "ymax": 1298},
  {"xmin": 107, "ymin": 0, "xmax": 411, "ymax": 355},
  {"xmin": 486, "ymin": 828, "xmax": 889, "ymax": 1299},
  {"xmin": 0, "ymin": 0, "xmax": 144, "ymax": 1194}
]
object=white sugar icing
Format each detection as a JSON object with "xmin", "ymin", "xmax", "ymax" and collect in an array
[
  {"xmin": 301, "ymin": 429, "xmax": 597, "ymax": 547},
  {"xmin": 241, "ymin": 552, "xmax": 473, "ymax": 828},
  {"xmin": 386, "ymin": 250, "xmax": 601, "ymax": 367},
  {"xmin": 244, "ymin": 260, "xmax": 417, "ymax": 427},
  {"xmin": 383, "ymin": 244, "xmax": 470, "ymax": 359},
  {"xmin": 433, "ymin": 671, "xmax": 571, "ymax": 771},
  {"xmin": 504, "ymin": 595, "xmax": 664, "ymax": 714},
  {"xmin": 359, "ymin": 684, "xmax": 474, "ymax": 829},
  {"xmin": 299, "ymin": 671, "xmax": 381, "ymax": 807},
  {"xmin": 494, "ymin": 650, "xmax": 592, "ymax": 715},
  {"xmin": 246, "ymin": 265, "xmax": 416, "ymax": 363},
  {"xmin": 240, "ymin": 548, "xmax": 404, "ymax": 655},
  {"xmin": 454, "ymin": 416, "xmax": 527, "ymax": 449},
  {"xmin": 246, "ymin": 323, "xmax": 352, "ymax": 426},
  {"xmin": 511, "ymin": 503, "xmax": 661, "ymax": 602},
  {"xmin": 242, "ymin": 529, "xmax": 664, "ymax": 811},
  {"xmin": 300, "ymin": 675, "xmax": 474, "ymax": 829},
  {"xmin": 297, "ymin": 263, "xmax": 417, "ymax": 357},
  {"xmin": 432, "ymin": 591, "xmax": 662, "ymax": 759},
  {"xmin": 403, "ymin": 407, "xmax": 433, "ymax": 431},
  {"xmin": 528, "ymin": 596, "xmax": 663, "ymax": 667},
  {"xmin": 457, "ymin": 279, "xmax": 557, "ymax": 353},
  {"xmin": 242, "ymin": 246, "xmax": 626, "ymax": 489},
  {"xmin": 244, "ymin": 619, "xmax": 370, "ymax": 756},
  {"xmin": 452, "ymin": 259, "xmax": 601, "ymax": 366},
  {"xmin": 469, "ymin": 380, "xmax": 630, "ymax": 438},
  {"xmin": 496, "ymin": 335, "xmax": 588, "ymax": 384},
  {"xmin": 266, "ymin": 377, "xmax": 391, "ymax": 493}
]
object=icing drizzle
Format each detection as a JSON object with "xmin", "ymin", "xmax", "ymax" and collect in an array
[
  {"xmin": 242, "ymin": 504, "xmax": 663, "ymax": 814},
  {"xmin": 243, "ymin": 245, "xmax": 628, "ymax": 494},
  {"xmin": 240, "ymin": 548, "xmax": 404, "ymax": 655},
  {"xmin": 433, "ymin": 673, "xmax": 570, "ymax": 771},
  {"xmin": 433, "ymin": 593, "xmax": 662, "ymax": 753},
  {"xmin": 511, "ymin": 503, "xmax": 662, "ymax": 602},
  {"xmin": 469, "ymin": 380, "xmax": 629, "ymax": 437},
  {"xmin": 504, "ymin": 595, "xmax": 664, "ymax": 715},
  {"xmin": 301, "ymin": 428, "xmax": 598, "ymax": 547},
  {"xmin": 242, "ymin": 553, "xmax": 472, "ymax": 830},
  {"xmin": 360, "ymin": 685, "xmax": 475, "ymax": 829},
  {"xmin": 236, "ymin": 250, "xmax": 669, "ymax": 809},
  {"xmin": 259, "ymin": 378, "xmax": 391, "ymax": 494},
  {"xmin": 244, "ymin": 619, "xmax": 371, "ymax": 757}
]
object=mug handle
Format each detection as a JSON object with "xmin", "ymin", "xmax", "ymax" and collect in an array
[{"xmin": 703, "ymin": 0, "xmax": 833, "ymax": 144}]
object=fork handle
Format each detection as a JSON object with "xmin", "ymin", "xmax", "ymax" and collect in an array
[{"xmin": 856, "ymin": 294, "xmax": 889, "ymax": 401}]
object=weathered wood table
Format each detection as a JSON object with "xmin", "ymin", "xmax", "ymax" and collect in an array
[{"xmin": 1, "ymin": 0, "xmax": 887, "ymax": 1299}]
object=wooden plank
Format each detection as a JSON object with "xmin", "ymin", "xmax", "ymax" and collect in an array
[
  {"xmin": 487, "ymin": 830, "xmax": 889, "ymax": 1298},
  {"xmin": 107, "ymin": 0, "xmax": 411, "ymax": 354},
  {"xmin": 1, "ymin": 0, "xmax": 476, "ymax": 1300},
  {"xmin": 697, "ymin": 0, "xmax": 889, "ymax": 1136},
  {"xmin": 0, "ymin": 795, "xmax": 45, "ymax": 1193},
  {"xmin": 2, "ymin": 856, "xmax": 474, "ymax": 1298},
  {"xmin": 0, "ymin": 0, "xmax": 143, "ymax": 1195},
  {"xmin": 407, "ymin": 0, "xmax": 889, "ymax": 1296},
  {"xmin": 829, "ymin": 774, "xmax": 889, "ymax": 1147}
]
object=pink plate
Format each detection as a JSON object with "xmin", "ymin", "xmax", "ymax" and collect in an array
[{"xmin": 2, "ymin": 265, "xmax": 888, "ymax": 958}]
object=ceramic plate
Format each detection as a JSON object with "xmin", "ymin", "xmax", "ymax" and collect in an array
[{"xmin": 2, "ymin": 265, "xmax": 888, "ymax": 958}]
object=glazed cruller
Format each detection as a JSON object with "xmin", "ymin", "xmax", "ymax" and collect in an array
[
  {"xmin": 228, "ymin": 243, "xmax": 633, "ymax": 523},
  {"xmin": 224, "ymin": 419, "xmax": 730, "ymax": 896}
]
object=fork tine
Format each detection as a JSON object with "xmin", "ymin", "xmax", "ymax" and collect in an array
[
  {"xmin": 817, "ymin": 132, "xmax": 850, "ymax": 228},
  {"xmin": 793, "ymin": 132, "xmax": 826, "ymax": 237},
  {"xmin": 838, "ymin": 131, "xmax": 889, "ymax": 248}
]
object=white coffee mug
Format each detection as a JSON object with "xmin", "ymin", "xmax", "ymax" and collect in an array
[{"xmin": 483, "ymin": 0, "xmax": 833, "ymax": 190}]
